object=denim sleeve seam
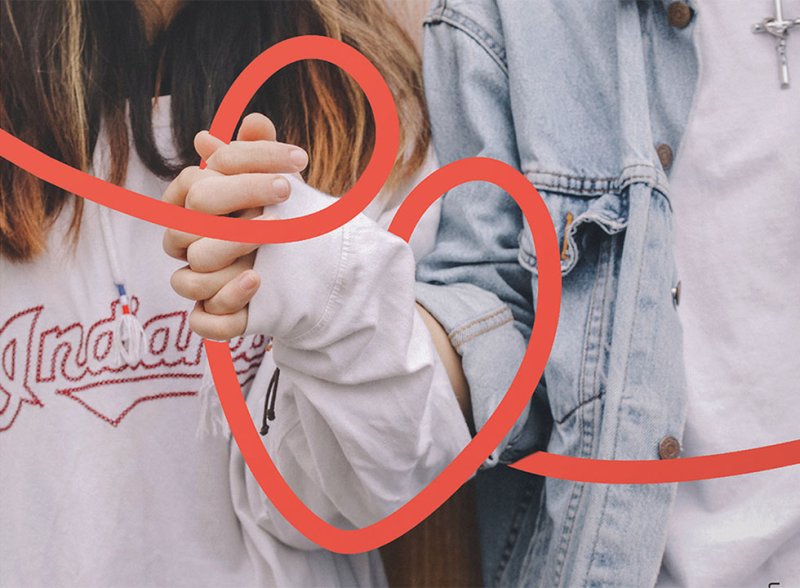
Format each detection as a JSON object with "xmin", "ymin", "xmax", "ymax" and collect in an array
[
  {"xmin": 449, "ymin": 305, "xmax": 514, "ymax": 352},
  {"xmin": 424, "ymin": 5, "xmax": 509, "ymax": 76}
]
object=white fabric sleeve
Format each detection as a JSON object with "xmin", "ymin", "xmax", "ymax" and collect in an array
[{"xmin": 239, "ymin": 176, "xmax": 471, "ymax": 550}]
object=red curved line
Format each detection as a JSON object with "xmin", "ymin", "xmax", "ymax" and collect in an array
[
  {"xmin": 0, "ymin": 37, "xmax": 398, "ymax": 244},
  {"xmin": 5, "ymin": 28, "xmax": 795, "ymax": 552},
  {"xmin": 511, "ymin": 440, "xmax": 800, "ymax": 483},
  {"xmin": 208, "ymin": 157, "xmax": 563, "ymax": 554}
]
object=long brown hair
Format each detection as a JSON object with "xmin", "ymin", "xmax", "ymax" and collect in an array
[{"xmin": 0, "ymin": 0, "xmax": 430, "ymax": 261}]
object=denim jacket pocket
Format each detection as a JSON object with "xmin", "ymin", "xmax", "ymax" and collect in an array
[
  {"xmin": 518, "ymin": 188, "xmax": 629, "ymax": 277},
  {"xmin": 518, "ymin": 183, "xmax": 630, "ymax": 426}
]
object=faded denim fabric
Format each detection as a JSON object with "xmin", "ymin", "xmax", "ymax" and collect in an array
[{"xmin": 415, "ymin": 1, "xmax": 698, "ymax": 586}]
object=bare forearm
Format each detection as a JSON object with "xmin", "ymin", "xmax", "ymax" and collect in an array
[{"xmin": 416, "ymin": 303, "xmax": 473, "ymax": 430}]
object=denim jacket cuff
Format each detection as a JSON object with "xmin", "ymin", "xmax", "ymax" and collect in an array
[{"xmin": 415, "ymin": 281, "xmax": 530, "ymax": 467}]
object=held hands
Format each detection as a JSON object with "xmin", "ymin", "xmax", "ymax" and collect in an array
[{"xmin": 163, "ymin": 113, "xmax": 308, "ymax": 340}]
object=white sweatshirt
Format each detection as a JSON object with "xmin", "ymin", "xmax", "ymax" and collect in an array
[{"xmin": 0, "ymin": 96, "xmax": 470, "ymax": 587}]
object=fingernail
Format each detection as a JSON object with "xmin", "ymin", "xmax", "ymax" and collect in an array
[
  {"xmin": 289, "ymin": 148, "xmax": 308, "ymax": 169},
  {"xmin": 239, "ymin": 272, "xmax": 259, "ymax": 290},
  {"xmin": 272, "ymin": 177, "xmax": 290, "ymax": 199}
]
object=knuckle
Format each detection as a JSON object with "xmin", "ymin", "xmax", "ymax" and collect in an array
[
  {"xmin": 178, "ymin": 165, "xmax": 199, "ymax": 184},
  {"xmin": 178, "ymin": 271, "xmax": 206, "ymax": 300},
  {"xmin": 189, "ymin": 310, "xmax": 229, "ymax": 341},
  {"xmin": 225, "ymin": 314, "xmax": 247, "ymax": 339},
  {"xmin": 162, "ymin": 233, "xmax": 185, "ymax": 260},
  {"xmin": 188, "ymin": 310, "xmax": 210, "ymax": 339},
  {"xmin": 187, "ymin": 241, "xmax": 237, "ymax": 274},
  {"xmin": 256, "ymin": 174, "xmax": 278, "ymax": 198},
  {"xmin": 185, "ymin": 251, "xmax": 200, "ymax": 272},
  {"xmin": 194, "ymin": 317, "xmax": 233, "ymax": 341},
  {"xmin": 169, "ymin": 269, "xmax": 184, "ymax": 294},
  {"xmin": 205, "ymin": 302, "xmax": 227, "ymax": 317},
  {"xmin": 212, "ymin": 295, "xmax": 236, "ymax": 315},
  {"xmin": 207, "ymin": 148, "xmax": 231, "ymax": 171},
  {"xmin": 185, "ymin": 244, "xmax": 207, "ymax": 272},
  {"xmin": 162, "ymin": 230, "xmax": 175, "ymax": 251},
  {"xmin": 184, "ymin": 181, "xmax": 206, "ymax": 211}
]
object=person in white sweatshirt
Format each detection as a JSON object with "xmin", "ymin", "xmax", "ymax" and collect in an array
[{"xmin": 0, "ymin": 1, "xmax": 469, "ymax": 586}]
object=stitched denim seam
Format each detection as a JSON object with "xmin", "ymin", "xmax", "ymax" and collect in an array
[
  {"xmin": 585, "ymin": 200, "xmax": 651, "ymax": 585},
  {"xmin": 554, "ymin": 471, "xmax": 583, "ymax": 585},
  {"xmin": 449, "ymin": 304, "xmax": 509, "ymax": 338},
  {"xmin": 573, "ymin": 242, "xmax": 604, "ymax": 418},
  {"xmin": 571, "ymin": 242, "xmax": 614, "ymax": 584},
  {"xmin": 449, "ymin": 305, "xmax": 514, "ymax": 352},
  {"xmin": 424, "ymin": 6, "xmax": 509, "ymax": 75},
  {"xmin": 513, "ymin": 478, "xmax": 544, "ymax": 586},
  {"xmin": 530, "ymin": 174, "xmax": 662, "ymax": 195},
  {"xmin": 554, "ymin": 428, "xmax": 586, "ymax": 584},
  {"xmin": 594, "ymin": 239, "xmax": 616, "ymax": 405},
  {"xmin": 491, "ymin": 476, "xmax": 541, "ymax": 585},
  {"xmin": 585, "ymin": 239, "xmax": 613, "ymax": 410},
  {"xmin": 552, "ymin": 240, "xmax": 612, "ymax": 586},
  {"xmin": 524, "ymin": 164, "xmax": 669, "ymax": 197}
]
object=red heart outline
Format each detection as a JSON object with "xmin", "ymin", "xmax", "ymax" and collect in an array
[
  {"xmin": 207, "ymin": 156, "xmax": 562, "ymax": 553},
  {"xmin": 2, "ymin": 34, "xmax": 799, "ymax": 553}
]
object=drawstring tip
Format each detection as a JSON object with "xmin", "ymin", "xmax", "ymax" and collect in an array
[
  {"xmin": 112, "ymin": 312, "xmax": 147, "ymax": 366},
  {"xmin": 260, "ymin": 408, "xmax": 276, "ymax": 436},
  {"xmin": 260, "ymin": 367, "xmax": 280, "ymax": 437}
]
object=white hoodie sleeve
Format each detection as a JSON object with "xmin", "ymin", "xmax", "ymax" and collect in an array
[{"xmin": 236, "ymin": 176, "xmax": 471, "ymax": 550}]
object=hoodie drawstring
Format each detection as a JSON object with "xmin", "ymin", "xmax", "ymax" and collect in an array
[
  {"xmin": 98, "ymin": 205, "xmax": 148, "ymax": 366},
  {"xmin": 260, "ymin": 367, "xmax": 280, "ymax": 436}
]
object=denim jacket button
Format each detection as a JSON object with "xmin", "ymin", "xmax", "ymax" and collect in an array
[
  {"xmin": 667, "ymin": 2, "xmax": 694, "ymax": 29},
  {"xmin": 671, "ymin": 280, "xmax": 682, "ymax": 307},
  {"xmin": 657, "ymin": 143, "xmax": 674, "ymax": 170},
  {"xmin": 658, "ymin": 436, "xmax": 682, "ymax": 459}
]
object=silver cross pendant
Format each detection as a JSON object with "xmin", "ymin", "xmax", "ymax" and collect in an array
[{"xmin": 753, "ymin": 0, "xmax": 800, "ymax": 88}]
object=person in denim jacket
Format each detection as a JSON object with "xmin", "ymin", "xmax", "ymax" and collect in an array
[{"xmin": 415, "ymin": 0, "xmax": 800, "ymax": 586}]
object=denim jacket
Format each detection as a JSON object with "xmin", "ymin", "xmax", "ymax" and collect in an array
[{"xmin": 415, "ymin": 1, "xmax": 698, "ymax": 585}]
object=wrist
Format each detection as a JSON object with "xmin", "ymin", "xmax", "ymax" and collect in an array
[{"xmin": 244, "ymin": 178, "xmax": 346, "ymax": 342}]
